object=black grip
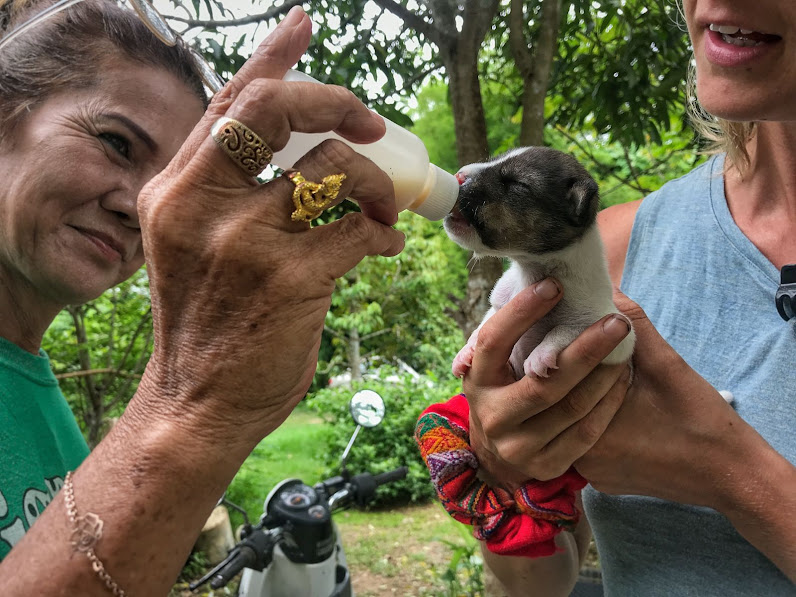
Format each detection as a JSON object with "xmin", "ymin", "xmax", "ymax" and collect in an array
[
  {"xmin": 210, "ymin": 546, "xmax": 257, "ymax": 589},
  {"xmin": 373, "ymin": 466, "xmax": 408, "ymax": 487}
]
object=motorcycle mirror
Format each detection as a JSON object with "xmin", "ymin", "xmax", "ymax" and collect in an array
[
  {"xmin": 349, "ymin": 390, "xmax": 385, "ymax": 427},
  {"xmin": 216, "ymin": 492, "xmax": 250, "ymax": 527}
]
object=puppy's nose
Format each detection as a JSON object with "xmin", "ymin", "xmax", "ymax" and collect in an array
[{"xmin": 455, "ymin": 171, "xmax": 467, "ymax": 185}]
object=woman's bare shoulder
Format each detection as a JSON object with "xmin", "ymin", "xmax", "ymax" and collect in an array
[{"xmin": 597, "ymin": 199, "xmax": 643, "ymax": 287}]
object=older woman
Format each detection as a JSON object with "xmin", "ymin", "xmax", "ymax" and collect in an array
[
  {"xmin": 465, "ymin": 0, "xmax": 796, "ymax": 595},
  {"xmin": 0, "ymin": 1, "xmax": 403, "ymax": 595}
]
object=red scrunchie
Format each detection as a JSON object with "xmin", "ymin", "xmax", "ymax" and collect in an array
[{"xmin": 415, "ymin": 394, "xmax": 587, "ymax": 558}]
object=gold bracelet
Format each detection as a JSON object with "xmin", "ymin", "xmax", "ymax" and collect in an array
[{"xmin": 64, "ymin": 471, "xmax": 128, "ymax": 597}]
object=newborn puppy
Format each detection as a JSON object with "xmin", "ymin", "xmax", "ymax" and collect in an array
[{"xmin": 445, "ymin": 147, "xmax": 635, "ymax": 379}]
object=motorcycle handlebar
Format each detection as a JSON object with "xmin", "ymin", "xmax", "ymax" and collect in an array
[
  {"xmin": 372, "ymin": 466, "xmax": 408, "ymax": 486},
  {"xmin": 209, "ymin": 545, "xmax": 257, "ymax": 589},
  {"xmin": 346, "ymin": 466, "xmax": 408, "ymax": 507}
]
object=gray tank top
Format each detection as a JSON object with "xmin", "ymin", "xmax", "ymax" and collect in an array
[{"xmin": 582, "ymin": 155, "xmax": 796, "ymax": 596}]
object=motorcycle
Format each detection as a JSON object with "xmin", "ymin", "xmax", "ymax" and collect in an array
[{"xmin": 190, "ymin": 389, "xmax": 407, "ymax": 597}]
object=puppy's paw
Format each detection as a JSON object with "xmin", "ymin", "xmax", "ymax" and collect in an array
[
  {"xmin": 524, "ymin": 345, "xmax": 560, "ymax": 379},
  {"xmin": 452, "ymin": 346, "xmax": 474, "ymax": 379}
]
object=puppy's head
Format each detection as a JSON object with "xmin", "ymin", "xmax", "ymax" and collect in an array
[{"xmin": 444, "ymin": 147, "xmax": 599, "ymax": 258}]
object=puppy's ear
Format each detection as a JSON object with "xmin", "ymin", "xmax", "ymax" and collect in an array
[{"xmin": 566, "ymin": 177, "xmax": 599, "ymax": 227}]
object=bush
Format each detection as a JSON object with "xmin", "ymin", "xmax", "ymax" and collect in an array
[{"xmin": 305, "ymin": 369, "xmax": 462, "ymax": 507}]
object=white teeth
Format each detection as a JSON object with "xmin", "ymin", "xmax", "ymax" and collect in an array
[
  {"xmin": 740, "ymin": 29, "xmax": 754, "ymax": 34},
  {"xmin": 709, "ymin": 24, "xmax": 741, "ymax": 34}
]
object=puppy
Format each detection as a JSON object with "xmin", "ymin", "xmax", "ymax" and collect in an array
[{"xmin": 444, "ymin": 147, "xmax": 635, "ymax": 380}]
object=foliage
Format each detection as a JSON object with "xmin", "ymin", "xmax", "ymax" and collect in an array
[
  {"xmin": 410, "ymin": 78, "xmax": 703, "ymax": 209},
  {"xmin": 433, "ymin": 512, "xmax": 485, "ymax": 597},
  {"xmin": 320, "ymin": 212, "xmax": 467, "ymax": 382},
  {"xmin": 43, "ymin": 269, "xmax": 152, "ymax": 445},
  {"xmin": 305, "ymin": 372, "xmax": 463, "ymax": 507},
  {"xmin": 481, "ymin": 0, "xmax": 692, "ymax": 148}
]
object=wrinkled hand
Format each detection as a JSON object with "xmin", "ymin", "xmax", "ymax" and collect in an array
[
  {"xmin": 463, "ymin": 280, "xmax": 632, "ymax": 492},
  {"xmin": 575, "ymin": 291, "xmax": 751, "ymax": 508},
  {"xmin": 134, "ymin": 8, "xmax": 405, "ymax": 447}
]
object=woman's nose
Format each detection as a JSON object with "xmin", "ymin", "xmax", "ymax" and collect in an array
[{"xmin": 100, "ymin": 187, "xmax": 140, "ymax": 229}]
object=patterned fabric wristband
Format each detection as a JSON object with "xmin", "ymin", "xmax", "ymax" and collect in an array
[{"xmin": 414, "ymin": 394, "xmax": 587, "ymax": 558}]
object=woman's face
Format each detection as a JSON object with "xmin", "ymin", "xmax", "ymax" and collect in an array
[
  {"xmin": 0, "ymin": 59, "xmax": 204, "ymax": 305},
  {"xmin": 684, "ymin": 0, "xmax": 796, "ymax": 122}
]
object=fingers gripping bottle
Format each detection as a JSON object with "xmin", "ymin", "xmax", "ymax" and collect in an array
[{"xmin": 272, "ymin": 70, "xmax": 459, "ymax": 221}]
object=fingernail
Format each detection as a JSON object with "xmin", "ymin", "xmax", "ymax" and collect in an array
[
  {"xmin": 282, "ymin": 5, "xmax": 304, "ymax": 26},
  {"xmin": 603, "ymin": 314, "xmax": 630, "ymax": 338},
  {"xmin": 534, "ymin": 278, "xmax": 560, "ymax": 300}
]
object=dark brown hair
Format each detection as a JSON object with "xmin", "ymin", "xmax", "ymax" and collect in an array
[{"xmin": 0, "ymin": 0, "xmax": 208, "ymax": 139}]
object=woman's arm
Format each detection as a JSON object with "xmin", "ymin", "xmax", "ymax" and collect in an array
[
  {"xmin": 0, "ymin": 399, "xmax": 254, "ymax": 595},
  {"xmin": 482, "ymin": 495, "xmax": 592, "ymax": 597},
  {"xmin": 0, "ymin": 8, "xmax": 406, "ymax": 595},
  {"xmin": 597, "ymin": 200, "xmax": 795, "ymax": 580},
  {"xmin": 576, "ymin": 291, "xmax": 796, "ymax": 582},
  {"xmin": 596, "ymin": 199, "xmax": 641, "ymax": 287},
  {"xmin": 462, "ymin": 281, "xmax": 631, "ymax": 594}
]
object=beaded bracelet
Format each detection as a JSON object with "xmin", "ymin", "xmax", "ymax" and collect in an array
[{"xmin": 64, "ymin": 471, "xmax": 128, "ymax": 596}]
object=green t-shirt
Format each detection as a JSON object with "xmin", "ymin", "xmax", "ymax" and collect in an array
[{"xmin": 0, "ymin": 336, "xmax": 89, "ymax": 560}]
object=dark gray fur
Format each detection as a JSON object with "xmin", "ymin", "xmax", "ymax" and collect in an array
[{"xmin": 456, "ymin": 147, "xmax": 600, "ymax": 255}]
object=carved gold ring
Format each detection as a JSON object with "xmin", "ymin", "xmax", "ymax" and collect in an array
[{"xmin": 210, "ymin": 117, "xmax": 273, "ymax": 176}]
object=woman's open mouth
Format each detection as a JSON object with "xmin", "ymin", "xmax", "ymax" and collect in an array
[{"xmin": 704, "ymin": 23, "xmax": 782, "ymax": 67}]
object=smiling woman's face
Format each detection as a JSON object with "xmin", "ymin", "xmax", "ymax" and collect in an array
[
  {"xmin": 0, "ymin": 58, "xmax": 204, "ymax": 306},
  {"xmin": 684, "ymin": 0, "xmax": 796, "ymax": 122}
]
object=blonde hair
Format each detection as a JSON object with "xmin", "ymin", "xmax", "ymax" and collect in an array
[
  {"xmin": 686, "ymin": 64, "xmax": 755, "ymax": 175},
  {"xmin": 677, "ymin": 0, "xmax": 755, "ymax": 176}
]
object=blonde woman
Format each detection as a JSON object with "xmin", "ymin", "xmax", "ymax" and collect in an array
[{"xmin": 465, "ymin": 1, "xmax": 796, "ymax": 595}]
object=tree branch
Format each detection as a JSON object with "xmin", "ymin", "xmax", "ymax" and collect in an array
[
  {"xmin": 371, "ymin": 0, "xmax": 446, "ymax": 47},
  {"xmin": 361, "ymin": 328, "xmax": 391, "ymax": 341},
  {"xmin": 508, "ymin": 0, "xmax": 534, "ymax": 79},
  {"xmin": 165, "ymin": 0, "xmax": 301, "ymax": 29},
  {"xmin": 461, "ymin": 0, "xmax": 500, "ymax": 55},
  {"xmin": 54, "ymin": 368, "xmax": 143, "ymax": 380},
  {"xmin": 554, "ymin": 126, "xmax": 656, "ymax": 194},
  {"xmin": 323, "ymin": 325, "xmax": 343, "ymax": 339}
]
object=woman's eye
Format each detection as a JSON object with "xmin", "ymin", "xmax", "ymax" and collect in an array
[{"xmin": 98, "ymin": 132, "xmax": 131, "ymax": 159}]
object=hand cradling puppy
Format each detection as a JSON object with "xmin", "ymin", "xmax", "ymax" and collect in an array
[{"xmin": 444, "ymin": 147, "xmax": 635, "ymax": 380}]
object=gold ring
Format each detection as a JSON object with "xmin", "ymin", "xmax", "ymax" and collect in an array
[
  {"xmin": 210, "ymin": 117, "xmax": 273, "ymax": 176},
  {"xmin": 286, "ymin": 170, "xmax": 347, "ymax": 222}
]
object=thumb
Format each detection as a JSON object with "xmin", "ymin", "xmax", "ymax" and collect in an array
[
  {"xmin": 611, "ymin": 289, "xmax": 670, "ymax": 367},
  {"xmin": 309, "ymin": 213, "xmax": 405, "ymax": 279},
  {"xmin": 611, "ymin": 289, "xmax": 649, "ymax": 329}
]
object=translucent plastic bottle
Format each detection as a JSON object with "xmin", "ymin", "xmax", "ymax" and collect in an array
[{"xmin": 271, "ymin": 70, "xmax": 459, "ymax": 221}]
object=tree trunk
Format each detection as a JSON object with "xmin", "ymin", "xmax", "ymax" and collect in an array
[
  {"xmin": 427, "ymin": 0, "xmax": 504, "ymax": 336},
  {"xmin": 511, "ymin": 0, "xmax": 562, "ymax": 146},
  {"xmin": 347, "ymin": 328, "xmax": 362, "ymax": 381}
]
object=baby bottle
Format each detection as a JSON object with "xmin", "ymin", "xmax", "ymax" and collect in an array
[{"xmin": 271, "ymin": 70, "xmax": 459, "ymax": 221}]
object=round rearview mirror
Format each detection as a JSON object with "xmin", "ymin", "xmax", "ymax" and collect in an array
[{"xmin": 349, "ymin": 390, "xmax": 386, "ymax": 428}]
